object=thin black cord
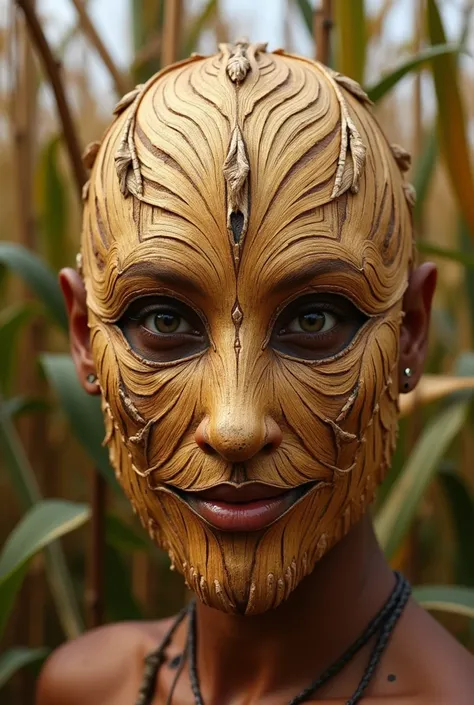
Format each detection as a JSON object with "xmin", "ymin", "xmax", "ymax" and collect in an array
[
  {"xmin": 188, "ymin": 598, "xmax": 205, "ymax": 705},
  {"xmin": 288, "ymin": 572, "xmax": 409, "ymax": 705},
  {"xmin": 346, "ymin": 579, "xmax": 411, "ymax": 705},
  {"xmin": 135, "ymin": 603, "xmax": 191, "ymax": 705},
  {"xmin": 187, "ymin": 572, "xmax": 411, "ymax": 705},
  {"xmin": 165, "ymin": 647, "xmax": 189, "ymax": 705}
]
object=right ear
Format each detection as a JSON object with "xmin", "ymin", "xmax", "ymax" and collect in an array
[{"xmin": 59, "ymin": 268, "xmax": 100, "ymax": 395}]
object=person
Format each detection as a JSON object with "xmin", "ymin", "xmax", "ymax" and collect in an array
[{"xmin": 36, "ymin": 40, "xmax": 474, "ymax": 704}]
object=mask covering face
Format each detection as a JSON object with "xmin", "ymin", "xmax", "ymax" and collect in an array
[{"xmin": 80, "ymin": 41, "xmax": 415, "ymax": 615}]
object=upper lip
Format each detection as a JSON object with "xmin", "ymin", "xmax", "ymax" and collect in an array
[
  {"xmin": 169, "ymin": 482, "xmax": 318, "ymax": 504},
  {"xmin": 172, "ymin": 482, "xmax": 310, "ymax": 504}
]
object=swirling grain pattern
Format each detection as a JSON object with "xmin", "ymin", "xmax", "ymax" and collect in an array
[{"xmin": 81, "ymin": 43, "xmax": 414, "ymax": 614}]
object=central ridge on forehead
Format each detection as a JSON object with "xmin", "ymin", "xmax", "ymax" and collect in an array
[{"xmin": 103, "ymin": 44, "xmax": 416, "ymax": 269}]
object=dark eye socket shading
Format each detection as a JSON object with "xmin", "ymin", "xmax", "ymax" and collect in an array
[
  {"xmin": 270, "ymin": 292, "xmax": 368, "ymax": 361},
  {"xmin": 117, "ymin": 292, "xmax": 366, "ymax": 365},
  {"xmin": 118, "ymin": 295, "xmax": 209, "ymax": 363}
]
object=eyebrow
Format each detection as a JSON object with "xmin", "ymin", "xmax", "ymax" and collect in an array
[
  {"xmin": 270, "ymin": 258, "xmax": 360, "ymax": 296},
  {"xmin": 118, "ymin": 261, "xmax": 205, "ymax": 297}
]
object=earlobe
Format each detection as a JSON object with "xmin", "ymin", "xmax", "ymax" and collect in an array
[
  {"xmin": 398, "ymin": 262, "xmax": 437, "ymax": 394},
  {"xmin": 59, "ymin": 268, "xmax": 100, "ymax": 395}
]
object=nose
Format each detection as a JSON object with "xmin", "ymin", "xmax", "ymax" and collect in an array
[{"xmin": 195, "ymin": 414, "xmax": 282, "ymax": 462}]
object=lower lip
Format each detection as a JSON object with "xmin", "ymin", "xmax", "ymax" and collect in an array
[{"xmin": 184, "ymin": 489, "xmax": 304, "ymax": 532}]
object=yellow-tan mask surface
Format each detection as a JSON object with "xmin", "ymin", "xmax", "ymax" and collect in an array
[{"xmin": 81, "ymin": 42, "xmax": 414, "ymax": 615}]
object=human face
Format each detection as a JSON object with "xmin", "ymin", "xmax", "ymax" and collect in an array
[{"xmin": 79, "ymin": 47, "xmax": 414, "ymax": 614}]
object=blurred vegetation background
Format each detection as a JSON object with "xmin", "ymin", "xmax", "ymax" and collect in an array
[{"xmin": 1, "ymin": 0, "xmax": 474, "ymax": 702}]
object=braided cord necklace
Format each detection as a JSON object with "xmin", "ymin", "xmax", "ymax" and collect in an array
[
  {"xmin": 136, "ymin": 572, "xmax": 411, "ymax": 705},
  {"xmin": 188, "ymin": 572, "xmax": 410, "ymax": 705}
]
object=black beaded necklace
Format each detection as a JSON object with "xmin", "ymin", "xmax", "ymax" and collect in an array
[{"xmin": 136, "ymin": 572, "xmax": 411, "ymax": 705}]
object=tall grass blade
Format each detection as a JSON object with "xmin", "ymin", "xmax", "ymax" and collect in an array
[
  {"xmin": 334, "ymin": 0, "xmax": 366, "ymax": 83},
  {"xmin": 413, "ymin": 128, "xmax": 438, "ymax": 225},
  {"xmin": 182, "ymin": 0, "xmax": 217, "ymax": 58},
  {"xmin": 417, "ymin": 242, "xmax": 474, "ymax": 269},
  {"xmin": 438, "ymin": 468, "xmax": 474, "ymax": 586},
  {"xmin": 0, "ymin": 244, "xmax": 67, "ymax": 331},
  {"xmin": 0, "ymin": 304, "xmax": 34, "ymax": 395},
  {"xmin": 413, "ymin": 585, "xmax": 474, "ymax": 619},
  {"xmin": 0, "ymin": 647, "xmax": 48, "ymax": 690},
  {"xmin": 41, "ymin": 353, "xmax": 118, "ymax": 491},
  {"xmin": 295, "ymin": 0, "xmax": 312, "ymax": 35},
  {"xmin": 0, "ymin": 500, "xmax": 89, "ymax": 639},
  {"xmin": 375, "ymin": 400, "xmax": 468, "ymax": 559},
  {"xmin": 366, "ymin": 44, "xmax": 461, "ymax": 103},
  {"xmin": 427, "ymin": 0, "xmax": 474, "ymax": 239},
  {"xmin": 0, "ymin": 394, "xmax": 84, "ymax": 637},
  {"xmin": 36, "ymin": 135, "xmax": 69, "ymax": 272}
]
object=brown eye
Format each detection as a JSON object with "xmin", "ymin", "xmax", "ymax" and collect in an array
[
  {"xmin": 289, "ymin": 311, "xmax": 336, "ymax": 334},
  {"xmin": 144, "ymin": 311, "xmax": 188, "ymax": 334},
  {"xmin": 271, "ymin": 293, "xmax": 367, "ymax": 361},
  {"xmin": 119, "ymin": 296, "xmax": 208, "ymax": 363}
]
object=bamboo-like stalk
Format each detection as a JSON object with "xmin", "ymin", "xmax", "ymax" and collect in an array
[
  {"xmin": 314, "ymin": 0, "xmax": 333, "ymax": 64},
  {"xmin": 12, "ymin": 12, "xmax": 44, "ymax": 700},
  {"xmin": 70, "ymin": 0, "xmax": 131, "ymax": 96},
  {"xmin": 87, "ymin": 471, "xmax": 106, "ymax": 627},
  {"xmin": 15, "ymin": 0, "xmax": 86, "ymax": 199},
  {"xmin": 161, "ymin": 0, "xmax": 182, "ymax": 67}
]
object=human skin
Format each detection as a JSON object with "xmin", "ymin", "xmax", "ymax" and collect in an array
[{"xmin": 37, "ymin": 44, "xmax": 474, "ymax": 703}]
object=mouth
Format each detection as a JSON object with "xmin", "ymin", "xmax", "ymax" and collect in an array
[{"xmin": 166, "ymin": 481, "xmax": 318, "ymax": 532}]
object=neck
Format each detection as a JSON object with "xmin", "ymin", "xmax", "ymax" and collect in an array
[{"xmin": 193, "ymin": 516, "xmax": 394, "ymax": 703}]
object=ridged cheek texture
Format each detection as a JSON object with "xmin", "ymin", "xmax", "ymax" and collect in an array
[{"xmin": 81, "ymin": 43, "xmax": 414, "ymax": 614}]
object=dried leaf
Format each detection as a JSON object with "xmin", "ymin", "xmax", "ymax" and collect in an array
[{"xmin": 82, "ymin": 141, "xmax": 101, "ymax": 170}]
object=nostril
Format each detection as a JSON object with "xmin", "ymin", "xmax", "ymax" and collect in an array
[
  {"xmin": 202, "ymin": 442, "xmax": 216, "ymax": 456},
  {"xmin": 263, "ymin": 442, "xmax": 274, "ymax": 454}
]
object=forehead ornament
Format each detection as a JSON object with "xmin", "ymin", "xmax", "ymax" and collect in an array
[{"xmin": 219, "ymin": 38, "xmax": 268, "ymax": 83}]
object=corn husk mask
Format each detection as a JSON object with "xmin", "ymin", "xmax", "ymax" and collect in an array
[{"xmin": 81, "ymin": 42, "xmax": 414, "ymax": 615}]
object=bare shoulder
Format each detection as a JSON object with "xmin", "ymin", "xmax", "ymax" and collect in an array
[
  {"xmin": 35, "ymin": 618, "xmax": 174, "ymax": 705},
  {"xmin": 388, "ymin": 600, "xmax": 474, "ymax": 704}
]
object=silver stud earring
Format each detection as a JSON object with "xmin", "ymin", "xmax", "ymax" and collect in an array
[
  {"xmin": 403, "ymin": 367, "xmax": 413, "ymax": 391},
  {"xmin": 87, "ymin": 373, "xmax": 98, "ymax": 385}
]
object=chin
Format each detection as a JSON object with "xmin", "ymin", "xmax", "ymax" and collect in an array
[{"xmin": 137, "ymin": 480, "xmax": 369, "ymax": 616}]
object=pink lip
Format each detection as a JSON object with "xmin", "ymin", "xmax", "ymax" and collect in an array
[{"xmin": 176, "ymin": 483, "xmax": 314, "ymax": 532}]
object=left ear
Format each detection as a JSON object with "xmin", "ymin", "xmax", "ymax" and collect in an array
[{"xmin": 399, "ymin": 262, "xmax": 437, "ymax": 394}]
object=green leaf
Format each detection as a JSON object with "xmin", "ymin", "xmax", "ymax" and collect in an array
[
  {"xmin": 427, "ymin": 0, "xmax": 474, "ymax": 240},
  {"xmin": 0, "ymin": 304, "xmax": 35, "ymax": 394},
  {"xmin": 438, "ymin": 468, "xmax": 474, "ymax": 586},
  {"xmin": 0, "ymin": 392, "xmax": 42, "ymax": 509},
  {"xmin": 41, "ymin": 353, "xmax": 118, "ymax": 492},
  {"xmin": 413, "ymin": 128, "xmax": 438, "ymax": 225},
  {"xmin": 295, "ymin": 0, "xmax": 313, "ymax": 35},
  {"xmin": 105, "ymin": 546, "xmax": 143, "ymax": 622},
  {"xmin": 0, "ymin": 647, "xmax": 49, "ymax": 690},
  {"xmin": 375, "ymin": 401, "xmax": 468, "ymax": 559},
  {"xmin": 0, "ymin": 393, "xmax": 84, "ymax": 638},
  {"xmin": 0, "ymin": 243, "xmax": 67, "ymax": 331},
  {"xmin": 413, "ymin": 585, "xmax": 474, "ymax": 619},
  {"xmin": 0, "ymin": 500, "xmax": 90, "ymax": 639},
  {"xmin": 36, "ymin": 135, "xmax": 70, "ymax": 272},
  {"xmin": 182, "ymin": 0, "xmax": 217, "ymax": 58},
  {"xmin": 366, "ymin": 43, "xmax": 461, "ymax": 103},
  {"xmin": 334, "ymin": 0, "xmax": 366, "ymax": 83},
  {"xmin": 459, "ymin": 218, "xmax": 474, "ymax": 345},
  {"xmin": 106, "ymin": 513, "xmax": 153, "ymax": 553},
  {"xmin": 417, "ymin": 242, "xmax": 474, "ymax": 269},
  {"xmin": 3, "ymin": 395, "xmax": 49, "ymax": 419}
]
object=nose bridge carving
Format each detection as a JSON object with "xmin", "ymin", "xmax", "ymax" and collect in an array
[{"xmin": 196, "ymin": 378, "xmax": 282, "ymax": 462}]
